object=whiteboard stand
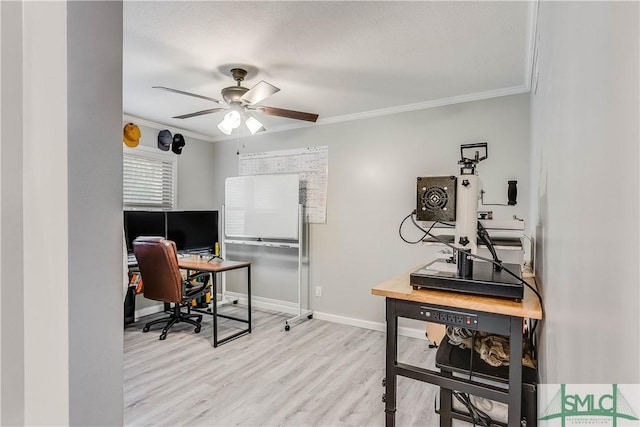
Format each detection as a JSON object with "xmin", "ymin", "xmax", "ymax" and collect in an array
[
  {"xmin": 220, "ymin": 204, "xmax": 312, "ymax": 330},
  {"xmin": 284, "ymin": 204, "xmax": 313, "ymax": 331},
  {"xmin": 219, "ymin": 208, "xmax": 239, "ymax": 307}
]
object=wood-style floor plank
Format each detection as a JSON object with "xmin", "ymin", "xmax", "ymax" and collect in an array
[{"xmin": 124, "ymin": 306, "xmax": 440, "ymax": 426}]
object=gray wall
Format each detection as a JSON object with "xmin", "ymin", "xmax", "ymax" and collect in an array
[
  {"xmin": 0, "ymin": 2, "xmax": 25, "ymax": 424},
  {"xmin": 530, "ymin": 1, "xmax": 639, "ymax": 383},
  {"xmin": 68, "ymin": 2, "xmax": 123, "ymax": 425},
  {"xmin": 213, "ymin": 94, "xmax": 531, "ymax": 324}
]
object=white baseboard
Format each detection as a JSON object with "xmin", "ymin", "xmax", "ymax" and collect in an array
[
  {"xmin": 135, "ymin": 293, "xmax": 426, "ymax": 341},
  {"xmin": 223, "ymin": 292, "xmax": 426, "ymax": 340},
  {"xmin": 224, "ymin": 291, "xmax": 300, "ymax": 315},
  {"xmin": 311, "ymin": 311, "xmax": 426, "ymax": 340},
  {"xmin": 134, "ymin": 303, "xmax": 164, "ymax": 320}
]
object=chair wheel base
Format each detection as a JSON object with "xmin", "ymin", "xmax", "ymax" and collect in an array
[{"xmin": 159, "ymin": 332, "xmax": 167, "ymax": 340}]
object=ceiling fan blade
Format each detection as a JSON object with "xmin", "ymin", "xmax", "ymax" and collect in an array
[
  {"xmin": 258, "ymin": 106, "xmax": 319, "ymax": 122},
  {"xmin": 153, "ymin": 86, "xmax": 223, "ymax": 104},
  {"xmin": 240, "ymin": 81, "xmax": 280, "ymax": 105},
  {"xmin": 172, "ymin": 108, "xmax": 225, "ymax": 119}
]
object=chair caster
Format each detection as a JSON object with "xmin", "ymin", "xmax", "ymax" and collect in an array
[
  {"xmin": 307, "ymin": 314, "xmax": 313, "ymax": 319},
  {"xmin": 285, "ymin": 324, "xmax": 290, "ymax": 331},
  {"xmin": 233, "ymin": 299, "xmax": 238, "ymax": 304},
  {"xmin": 142, "ymin": 326, "xmax": 150, "ymax": 333},
  {"xmin": 382, "ymin": 378, "xmax": 387, "ymax": 387},
  {"xmin": 382, "ymin": 394, "xmax": 386, "ymax": 403},
  {"xmin": 194, "ymin": 325, "xmax": 201, "ymax": 333},
  {"xmin": 159, "ymin": 332, "xmax": 167, "ymax": 340}
]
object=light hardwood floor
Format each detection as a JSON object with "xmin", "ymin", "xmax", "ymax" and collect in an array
[{"xmin": 124, "ymin": 305, "xmax": 440, "ymax": 426}]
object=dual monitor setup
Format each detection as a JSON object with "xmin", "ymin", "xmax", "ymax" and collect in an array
[{"xmin": 124, "ymin": 210, "xmax": 219, "ymax": 254}]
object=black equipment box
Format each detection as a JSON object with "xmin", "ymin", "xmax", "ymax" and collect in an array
[
  {"xmin": 410, "ymin": 260, "xmax": 524, "ymax": 300},
  {"xmin": 416, "ymin": 176, "xmax": 457, "ymax": 222}
]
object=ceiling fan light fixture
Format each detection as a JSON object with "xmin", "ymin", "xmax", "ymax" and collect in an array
[
  {"xmin": 245, "ymin": 114, "xmax": 265, "ymax": 135},
  {"xmin": 224, "ymin": 110, "xmax": 241, "ymax": 129},
  {"xmin": 217, "ymin": 120, "xmax": 233, "ymax": 135},
  {"xmin": 218, "ymin": 109, "xmax": 242, "ymax": 135}
]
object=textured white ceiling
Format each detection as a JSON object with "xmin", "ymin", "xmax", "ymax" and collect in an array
[{"xmin": 123, "ymin": 1, "xmax": 534, "ymax": 140}]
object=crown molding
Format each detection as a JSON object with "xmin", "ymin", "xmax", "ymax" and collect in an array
[
  {"xmin": 524, "ymin": 0, "xmax": 539, "ymax": 92},
  {"xmin": 210, "ymin": 85, "xmax": 530, "ymax": 142},
  {"xmin": 127, "ymin": 85, "xmax": 530, "ymax": 144},
  {"xmin": 317, "ymin": 85, "xmax": 530, "ymax": 126},
  {"xmin": 122, "ymin": 113, "xmax": 217, "ymax": 143}
]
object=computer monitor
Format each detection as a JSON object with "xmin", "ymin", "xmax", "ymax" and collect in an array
[
  {"xmin": 166, "ymin": 210, "xmax": 219, "ymax": 253},
  {"xmin": 124, "ymin": 211, "xmax": 166, "ymax": 253}
]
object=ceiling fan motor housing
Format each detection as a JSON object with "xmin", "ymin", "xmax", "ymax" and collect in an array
[
  {"xmin": 221, "ymin": 68, "xmax": 250, "ymax": 104},
  {"xmin": 222, "ymin": 86, "xmax": 249, "ymax": 104}
]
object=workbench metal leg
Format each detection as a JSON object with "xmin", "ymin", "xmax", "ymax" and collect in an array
[
  {"xmin": 212, "ymin": 272, "xmax": 218, "ymax": 348},
  {"xmin": 508, "ymin": 316, "xmax": 523, "ymax": 427},
  {"xmin": 439, "ymin": 370, "xmax": 453, "ymax": 427},
  {"xmin": 385, "ymin": 298, "xmax": 397, "ymax": 427},
  {"xmin": 247, "ymin": 265, "xmax": 252, "ymax": 333}
]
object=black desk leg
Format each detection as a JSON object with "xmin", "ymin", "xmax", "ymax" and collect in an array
[
  {"xmin": 247, "ymin": 265, "xmax": 252, "ymax": 333},
  {"xmin": 212, "ymin": 272, "xmax": 218, "ymax": 348},
  {"xmin": 385, "ymin": 298, "xmax": 397, "ymax": 427},
  {"xmin": 507, "ymin": 316, "xmax": 523, "ymax": 427}
]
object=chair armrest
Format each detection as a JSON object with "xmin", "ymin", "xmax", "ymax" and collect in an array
[
  {"xmin": 182, "ymin": 279, "xmax": 210, "ymax": 300},
  {"xmin": 186, "ymin": 271, "xmax": 210, "ymax": 281}
]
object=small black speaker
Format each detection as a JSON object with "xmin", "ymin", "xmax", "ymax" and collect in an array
[{"xmin": 416, "ymin": 176, "xmax": 457, "ymax": 222}]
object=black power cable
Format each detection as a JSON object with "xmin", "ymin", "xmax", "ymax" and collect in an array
[
  {"xmin": 452, "ymin": 391, "xmax": 493, "ymax": 427},
  {"xmin": 476, "ymin": 222, "xmax": 502, "ymax": 271},
  {"xmin": 398, "ymin": 210, "xmax": 454, "ymax": 244},
  {"xmin": 453, "ymin": 331, "xmax": 493, "ymax": 427}
]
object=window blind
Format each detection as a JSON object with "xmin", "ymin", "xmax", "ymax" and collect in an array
[{"xmin": 123, "ymin": 151, "xmax": 176, "ymax": 210}]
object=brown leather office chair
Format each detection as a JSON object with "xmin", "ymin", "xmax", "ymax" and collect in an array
[{"xmin": 133, "ymin": 236, "xmax": 209, "ymax": 340}]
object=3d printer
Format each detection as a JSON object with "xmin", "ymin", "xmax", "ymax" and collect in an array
[{"xmin": 410, "ymin": 143, "xmax": 525, "ymax": 300}]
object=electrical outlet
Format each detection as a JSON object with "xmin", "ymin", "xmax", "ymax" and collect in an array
[{"xmin": 315, "ymin": 286, "xmax": 322, "ymax": 297}]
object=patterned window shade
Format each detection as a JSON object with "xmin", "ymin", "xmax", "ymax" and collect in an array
[{"xmin": 123, "ymin": 151, "xmax": 176, "ymax": 210}]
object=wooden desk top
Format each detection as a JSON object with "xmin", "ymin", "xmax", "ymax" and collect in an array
[
  {"xmin": 372, "ymin": 266, "xmax": 542, "ymax": 319},
  {"xmin": 178, "ymin": 259, "xmax": 251, "ymax": 273}
]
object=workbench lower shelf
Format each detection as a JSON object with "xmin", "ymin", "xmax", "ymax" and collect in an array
[{"xmin": 435, "ymin": 338, "xmax": 538, "ymax": 427}]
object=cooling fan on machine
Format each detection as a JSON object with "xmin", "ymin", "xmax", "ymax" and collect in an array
[
  {"xmin": 153, "ymin": 68, "xmax": 319, "ymax": 135},
  {"xmin": 416, "ymin": 176, "xmax": 457, "ymax": 222}
]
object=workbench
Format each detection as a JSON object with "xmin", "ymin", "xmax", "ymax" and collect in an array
[{"xmin": 372, "ymin": 267, "xmax": 542, "ymax": 427}]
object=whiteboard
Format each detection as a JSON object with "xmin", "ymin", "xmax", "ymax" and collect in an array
[{"xmin": 225, "ymin": 174, "xmax": 300, "ymax": 240}]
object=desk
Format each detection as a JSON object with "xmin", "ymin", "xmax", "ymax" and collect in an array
[
  {"xmin": 179, "ymin": 259, "xmax": 252, "ymax": 348},
  {"xmin": 372, "ymin": 268, "xmax": 542, "ymax": 427}
]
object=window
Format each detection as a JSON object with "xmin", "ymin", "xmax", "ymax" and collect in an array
[{"xmin": 123, "ymin": 146, "xmax": 176, "ymax": 210}]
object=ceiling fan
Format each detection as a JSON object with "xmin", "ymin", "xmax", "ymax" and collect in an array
[{"xmin": 153, "ymin": 68, "xmax": 319, "ymax": 135}]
